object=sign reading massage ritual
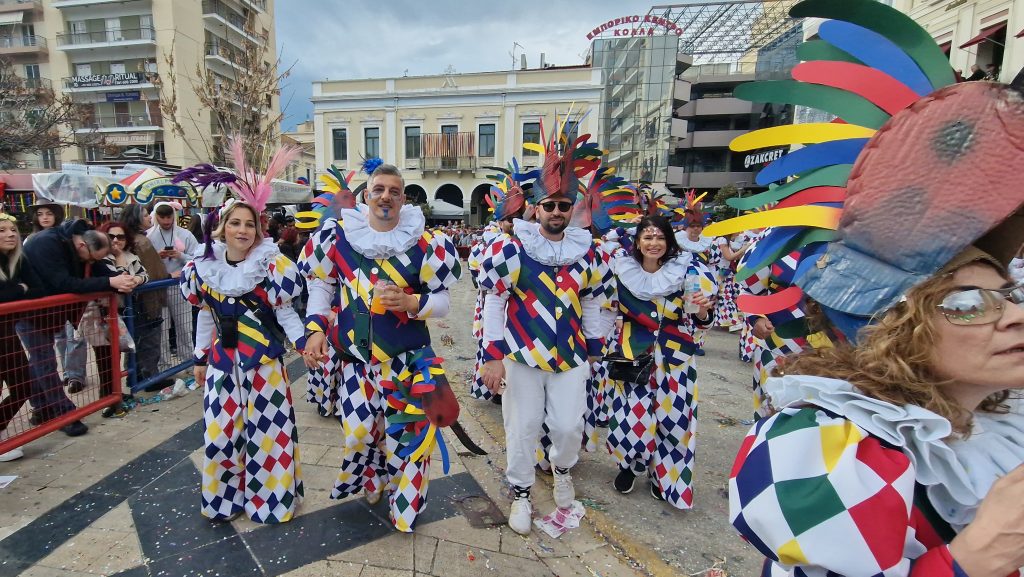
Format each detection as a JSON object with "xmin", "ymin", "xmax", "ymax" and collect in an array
[
  {"xmin": 586, "ymin": 15, "xmax": 685, "ymax": 40},
  {"xmin": 68, "ymin": 72, "xmax": 150, "ymax": 89}
]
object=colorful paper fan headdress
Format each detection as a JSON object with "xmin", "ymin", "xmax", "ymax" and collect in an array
[
  {"xmin": 481, "ymin": 158, "xmax": 533, "ymax": 222},
  {"xmin": 523, "ymin": 105, "xmax": 603, "ymax": 204},
  {"xmin": 682, "ymin": 189, "xmax": 710, "ymax": 228},
  {"xmin": 295, "ymin": 165, "xmax": 356, "ymax": 230},
  {"xmin": 703, "ymin": 0, "xmax": 1024, "ymax": 341},
  {"xmin": 573, "ymin": 164, "xmax": 638, "ymax": 231}
]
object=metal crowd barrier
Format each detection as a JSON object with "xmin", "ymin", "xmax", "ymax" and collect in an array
[
  {"xmin": 0, "ymin": 292, "xmax": 123, "ymax": 454},
  {"xmin": 123, "ymin": 278, "xmax": 195, "ymax": 394}
]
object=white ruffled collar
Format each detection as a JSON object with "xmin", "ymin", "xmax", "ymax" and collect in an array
[
  {"xmin": 612, "ymin": 253, "xmax": 692, "ymax": 299},
  {"xmin": 481, "ymin": 229, "xmax": 502, "ymax": 245},
  {"xmin": 767, "ymin": 374, "xmax": 1024, "ymax": 531},
  {"xmin": 675, "ymin": 232, "xmax": 713, "ymax": 254},
  {"xmin": 341, "ymin": 204, "xmax": 425, "ymax": 259},
  {"xmin": 192, "ymin": 237, "xmax": 279, "ymax": 297},
  {"xmin": 513, "ymin": 219, "xmax": 592, "ymax": 266}
]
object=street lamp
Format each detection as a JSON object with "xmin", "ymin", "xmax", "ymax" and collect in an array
[{"xmin": 734, "ymin": 181, "xmax": 747, "ymax": 217}]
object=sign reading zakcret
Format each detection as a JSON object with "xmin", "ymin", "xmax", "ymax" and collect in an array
[
  {"xmin": 586, "ymin": 15, "xmax": 684, "ymax": 40},
  {"xmin": 744, "ymin": 148, "xmax": 787, "ymax": 169}
]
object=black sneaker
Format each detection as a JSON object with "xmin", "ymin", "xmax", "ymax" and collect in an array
[
  {"xmin": 650, "ymin": 481, "xmax": 665, "ymax": 501},
  {"xmin": 66, "ymin": 378, "xmax": 85, "ymax": 394},
  {"xmin": 614, "ymin": 468, "xmax": 636, "ymax": 494},
  {"xmin": 143, "ymin": 378, "xmax": 173, "ymax": 393},
  {"xmin": 694, "ymin": 349, "xmax": 706, "ymax": 357},
  {"xmin": 490, "ymin": 393, "xmax": 502, "ymax": 405},
  {"xmin": 60, "ymin": 420, "xmax": 89, "ymax": 437}
]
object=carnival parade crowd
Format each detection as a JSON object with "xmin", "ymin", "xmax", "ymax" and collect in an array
[{"xmin": 3, "ymin": 0, "xmax": 1024, "ymax": 575}]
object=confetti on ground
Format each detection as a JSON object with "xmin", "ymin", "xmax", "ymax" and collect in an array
[
  {"xmin": 577, "ymin": 498, "xmax": 607, "ymax": 511},
  {"xmin": 440, "ymin": 334, "xmax": 456, "ymax": 349}
]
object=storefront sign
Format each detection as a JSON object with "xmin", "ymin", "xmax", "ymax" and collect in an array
[
  {"xmin": 586, "ymin": 15, "xmax": 684, "ymax": 40},
  {"xmin": 744, "ymin": 148, "xmax": 786, "ymax": 169},
  {"xmin": 104, "ymin": 133, "xmax": 155, "ymax": 146},
  {"xmin": 69, "ymin": 72, "xmax": 148, "ymax": 89},
  {"xmin": 105, "ymin": 91, "xmax": 141, "ymax": 102}
]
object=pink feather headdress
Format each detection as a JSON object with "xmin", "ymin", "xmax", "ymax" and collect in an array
[{"xmin": 227, "ymin": 137, "xmax": 302, "ymax": 213}]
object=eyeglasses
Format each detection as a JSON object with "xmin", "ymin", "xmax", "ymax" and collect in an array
[
  {"xmin": 937, "ymin": 283, "xmax": 1024, "ymax": 326},
  {"xmin": 108, "ymin": 233, "xmax": 126, "ymax": 240},
  {"xmin": 539, "ymin": 201, "xmax": 573, "ymax": 213}
]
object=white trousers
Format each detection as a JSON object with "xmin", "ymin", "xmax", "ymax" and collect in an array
[{"xmin": 503, "ymin": 361, "xmax": 589, "ymax": 489}]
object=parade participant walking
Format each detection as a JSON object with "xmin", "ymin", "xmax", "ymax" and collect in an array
[
  {"xmin": 479, "ymin": 124, "xmax": 610, "ymax": 535},
  {"xmin": 713, "ymin": 1, "xmax": 1024, "ymax": 573},
  {"xmin": 299, "ymin": 160, "xmax": 462, "ymax": 533},
  {"xmin": 605, "ymin": 215, "xmax": 714, "ymax": 507},
  {"xmin": 468, "ymin": 166, "xmax": 526, "ymax": 403},
  {"xmin": 178, "ymin": 144, "xmax": 307, "ymax": 523}
]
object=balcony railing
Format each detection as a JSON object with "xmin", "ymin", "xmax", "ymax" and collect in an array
[
  {"xmin": 76, "ymin": 112, "xmax": 163, "ymax": 129},
  {"xmin": 56, "ymin": 27, "xmax": 155, "ymax": 46},
  {"xmin": 1, "ymin": 157, "xmax": 60, "ymax": 171},
  {"xmin": 0, "ymin": 76, "xmax": 51, "ymax": 91},
  {"xmin": 420, "ymin": 132, "xmax": 476, "ymax": 171},
  {"xmin": 205, "ymin": 42, "xmax": 244, "ymax": 66},
  {"xmin": 202, "ymin": 0, "xmax": 259, "ymax": 39},
  {"xmin": 0, "ymin": 35, "xmax": 46, "ymax": 50},
  {"xmin": 0, "ymin": 0, "xmax": 41, "ymax": 13},
  {"xmin": 241, "ymin": 0, "xmax": 266, "ymax": 11}
]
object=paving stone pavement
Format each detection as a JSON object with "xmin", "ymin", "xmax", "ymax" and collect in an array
[{"xmin": 0, "ymin": 274, "xmax": 762, "ymax": 577}]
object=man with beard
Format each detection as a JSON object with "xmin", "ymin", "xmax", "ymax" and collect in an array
[
  {"xmin": 299, "ymin": 162, "xmax": 462, "ymax": 533},
  {"xmin": 479, "ymin": 135, "xmax": 611, "ymax": 535}
]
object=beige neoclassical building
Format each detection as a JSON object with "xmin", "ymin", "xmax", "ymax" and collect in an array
[{"xmin": 311, "ymin": 67, "xmax": 602, "ymax": 225}]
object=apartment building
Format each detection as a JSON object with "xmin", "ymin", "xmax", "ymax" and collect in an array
[
  {"xmin": 0, "ymin": 0, "xmax": 277, "ymax": 173},
  {"xmin": 311, "ymin": 67, "xmax": 602, "ymax": 225}
]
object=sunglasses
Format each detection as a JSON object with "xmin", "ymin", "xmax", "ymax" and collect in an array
[
  {"xmin": 108, "ymin": 233, "xmax": 126, "ymax": 240},
  {"xmin": 539, "ymin": 201, "xmax": 573, "ymax": 213},
  {"xmin": 937, "ymin": 283, "xmax": 1024, "ymax": 326}
]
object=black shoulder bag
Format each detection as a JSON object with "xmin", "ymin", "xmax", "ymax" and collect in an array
[{"xmin": 606, "ymin": 301, "xmax": 663, "ymax": 386}]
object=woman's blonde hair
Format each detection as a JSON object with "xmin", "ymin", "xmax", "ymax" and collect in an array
[
  {"xmin": 785, "ymin": 263, "xmax": 1011, "ymax": 435},
  {"xmin": 0, "ymin": 218, "xmax": 23, "ymax": 282},
  {"xmin": 212, "ymin": 202, "xmax": 263, "ymax": 249}
]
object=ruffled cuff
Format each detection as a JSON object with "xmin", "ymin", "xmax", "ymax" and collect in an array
[
  {"xmin": 193, "ymin": 350, "xmax": 209, "ymax": 365},
  {"xmin": 586, "ymin": 338, "xmax": 605, "ymax": 358},
  {"xmin": 304, "ymin": 314, "xmax": 329, "ymax": 335},
  {"xmin": 693, "ymin": 312, "xmax": 714, "ymax": 329},
  {"xmin": 293, "ymin": 334, "xmax": 308, "ymax": 352},
  {"xmin": 481, "ymin": 340, "xmax": 509, "ymax": 363}
]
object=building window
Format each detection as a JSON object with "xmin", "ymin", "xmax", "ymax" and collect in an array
[
  {"xmin": 523, "ymin": 122, "xmax": 540, "ymax": 156},
  {"xmin": 405, "ymin": 126, "xmax": 420, "ymax": 159},
  {"xmin": 42, "ymin": 148, "xmax": 57, "ymax": 170},
  {"xmin": 110, "ymin": 62, "xmax": 126, "ymax": 74},
  {"xmin": 478, "ymin": 123, "xmax": 495, "ymax": 157},
  {"xmin": 331, "ymin": 128, "xmax": 347, "ymax": 161},
  {"xmin": 364, "ymin": 127, "xmax": 380, "ymax": 159}
]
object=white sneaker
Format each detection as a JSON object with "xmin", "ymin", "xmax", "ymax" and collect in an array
[
  {"xmin": 553, "ymin": 470, "xmax": 575, "ymax": 508},
  {"xmin": 508, "ymin": 497, "xmax": 533, "ymax": 535},
  {"xmin": 0, "ymin": 448, "xmax": 24, "ymax": 462}
]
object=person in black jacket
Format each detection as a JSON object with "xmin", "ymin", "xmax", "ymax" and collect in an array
[
  {"xmin": 16, "ymin": 219, "xmax": 137, "ymax": 437},
  {"xmin": 0, "ymin": 213, "xmax": 44, "ymax": 461}
]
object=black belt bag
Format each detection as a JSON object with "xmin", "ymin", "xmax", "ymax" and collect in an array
[{"xmin": 606, "ymin": 353, "xmax": 655, "ymax": 385}]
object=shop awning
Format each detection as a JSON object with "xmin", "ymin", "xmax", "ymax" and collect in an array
[
  {"xmin": 1015, "ymin": 27, "xmax": 1024, "ymax": 38},
  {"xmin": 939, "ymin": 42, "xmax": 951, "ymax": 55},
  {"xmin": 959, "ymin": 22, "xmax": 1007, "ymax": 49},
  {"xmin": 0, "ymin": 11, "xmax": 25, "ymax": 26}
]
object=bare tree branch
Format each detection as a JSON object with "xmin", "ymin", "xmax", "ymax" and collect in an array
[{"xmin": 0, "ymin": 56, "xmax": 91, "ymax": 168}]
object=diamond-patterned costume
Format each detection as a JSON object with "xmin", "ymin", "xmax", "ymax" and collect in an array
[
  {"xmin": 604, "ymin": 255, "xmax": 717, "ymax": 509},
  {"xmin": 305, "ymin": 287, "xmax": 343, "ymax": 416},
  {"xmin": 299, "ymin": 211, "xmax": 461, "ymax": 532},
  {"xmin": 729, "ymin": 403, "xmax": 1002, "ymax": 577},
  {"xmin": 181, "ymin": 241, "xmax": 306, "ymax": 523},
  {"xmin": 467, "ymin": 230, "xmax": 502, "ymax": 401}
]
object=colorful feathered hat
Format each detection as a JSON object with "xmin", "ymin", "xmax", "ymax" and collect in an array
[
  {"xmin": 523, "ymin": 107, "xmax": 603, "ymax": 204},
  {"xmin": 294, "ymin": 165, "xmax": 356, "ymax": 230},
  {"xmin": 482, "ymin": 158, "xmax": 532, "ymax": 222},
  {"xmin": 703, "ymin": 0, "xmax": 1024, "ymax": 341}
]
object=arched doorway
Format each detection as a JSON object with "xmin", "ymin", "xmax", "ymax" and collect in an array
[
  {"xmin": 435, "ymin": 183, "xmax": 463, "ymax": 207},
  {"xmin": 405, "ymin": 184, "xmax": 427, "ymax": 205},
  {"xmin": 432, "ymin": 183, "xmax": 464, "ymax": 225},
  {"xmin": 470, "ymin": 183, "xmax": 491, "ymax": 226}
]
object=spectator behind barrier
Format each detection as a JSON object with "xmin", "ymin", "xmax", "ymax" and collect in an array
[
  {"xmin": 146, "ymin": 201, "xmax": 197, "ymax": 370},
  {"xmin": 122, "ymin": 204, "xmax": 170, "ymax": 386},
  {"xmin": 0, "ymin": 213, "xmax": 45, "ymax": 461},
  {"xmin": 18, "ymin": 219, "xmax": 135, "ymax": 437}
]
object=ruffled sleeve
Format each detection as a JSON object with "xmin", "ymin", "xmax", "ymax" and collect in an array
[
  {"xmin": 729, "ymin": 406, "xmax": 962, "ymax": 577},
  {"xmin": 265, "ymin": 255, "xmax": 306, "ymax": 348},
  {"xmin": 298, "ymin": 219, "xmax": 339, "ymax": 334},
  {"xmin": 179, "ymin": 260, "xmax": 203, "ymax": 307},
  {"xmin": 411, "ymin": 231, "xmax": 462, "ymax": 319}
]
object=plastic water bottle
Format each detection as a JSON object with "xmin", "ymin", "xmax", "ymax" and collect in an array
[{"xmin": 684, "ymin": 271, "xmax": 701, "ymax": 314}]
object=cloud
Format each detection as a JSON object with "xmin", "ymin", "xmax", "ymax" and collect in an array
[{"xmin": 277, "ymin": 0, "xmax": 655, "ymax": 131}]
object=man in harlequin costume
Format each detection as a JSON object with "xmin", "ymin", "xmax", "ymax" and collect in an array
[
  {"xmin": 299, "ymin": 161, "xmax": 462, "ymax": 533},
  {"xmin": 478, "ymin": 122, "xmax": 611, "ymax": 535}
]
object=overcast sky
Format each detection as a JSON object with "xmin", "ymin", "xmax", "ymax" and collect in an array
[{"xmin": 276, "ymin": 0, "xmax": 657, "ymax": 131}]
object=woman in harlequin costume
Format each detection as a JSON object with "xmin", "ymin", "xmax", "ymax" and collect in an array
[
  {"xmin": 712, "ymin": 0, "xmax": 1024, "ymax": 573},
  {"xmin": 293, "ymin": 166, "xmax": 358, "ymax": 418},
  {"xmin": 176, "ymin": 142, "xmax": 307, "ymax": 523},
  {"xmin": 299, "ymin": 160, "xmax": 462, "ymax": 533},
  {"xmin": 604, "ymin": 214, "xmax": 716, "ymax": 507}
]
